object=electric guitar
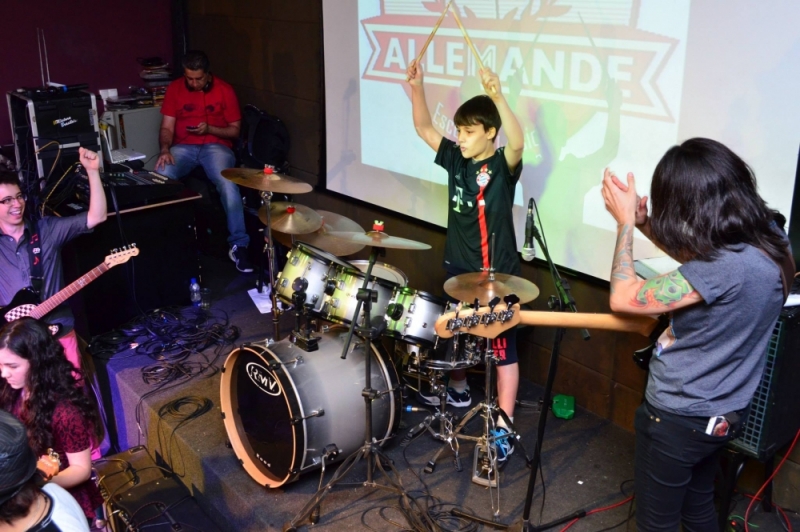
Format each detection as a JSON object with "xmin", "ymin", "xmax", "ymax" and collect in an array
[
  {"xmin": 0, "ymin": 245, "xmax": 139, "ymax": 334},
  {"xmin": 433, "ymin": 297, "xmax": 668, "ymax": 370}
]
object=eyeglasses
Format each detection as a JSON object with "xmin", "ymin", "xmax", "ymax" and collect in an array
[{"xmin": 0, "ymin": 193, "xmax": 26, "ymax": 206}]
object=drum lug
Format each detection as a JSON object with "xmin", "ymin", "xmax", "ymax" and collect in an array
[
  {"xmin": 290, "ymin": 256, "xmax": 300, "ymax": 266},
  {"xmin": 291, "ymin": 408, "xmax": 324, "ymax": 425}
]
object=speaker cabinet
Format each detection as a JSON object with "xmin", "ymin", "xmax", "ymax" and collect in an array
[{"xmin": 729, "ymin": 306, "xmax": 800, "ymax": 460}]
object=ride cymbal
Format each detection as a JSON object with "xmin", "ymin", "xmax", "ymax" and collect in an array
[
  {"xmin": 259, "ymin": 202, "xmax": 323, "ymax": 234},
  {"xmin": 221, "ymin": 168, "xmax": 312, "ymax": 194},
  {"xmin": 325, "ymin": 231, "xmax": 431, "ymax": 251},
  {"xmin": 444, "ymin": 272, "xmax": 539, "ymax": 305},
  {"xmin": 274, "ymin": 210, "xmax": 367, "ymax": 256}
]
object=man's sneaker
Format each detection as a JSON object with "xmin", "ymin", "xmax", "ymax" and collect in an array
[
  {"xmin": 491, "ymin": 427, "xmax": 514, "ymax": 463},
  {"xmin": 416, "ymin": 386, "xmax": 472, "ymax": 407},
  {"xmin": 229, "ymin": 245, "xmax": 254, "ymax": 273}
]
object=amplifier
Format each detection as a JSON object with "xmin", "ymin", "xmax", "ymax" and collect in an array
[
  {"xmin": 728, "ymin": 306, "xmax": 800, "ymax": 460},
  {"xmin": 96, "ymin": 446, "xmax": 223, "ymax": 532}
]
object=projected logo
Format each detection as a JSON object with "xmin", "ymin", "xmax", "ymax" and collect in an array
[{"xmin": 362, "ymin": 0, "xmax": 679, "ymax": 124}]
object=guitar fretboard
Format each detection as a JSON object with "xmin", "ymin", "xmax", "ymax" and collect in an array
[{"xmin": 30, "ymin": 263, "xmax": 110, "ymax": 319}]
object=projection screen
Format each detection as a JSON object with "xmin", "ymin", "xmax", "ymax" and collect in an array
[{"xmin": 323, "ymin": 0, "xmax": 800, "ymax": 280}]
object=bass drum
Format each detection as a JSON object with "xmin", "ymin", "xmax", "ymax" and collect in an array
[{"xmin": 220, "ymin": 331, "xmax": 401, "ymax": 488}]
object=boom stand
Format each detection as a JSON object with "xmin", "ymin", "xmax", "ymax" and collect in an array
[
  {"xmin": 256, "ymin": 190, "xmax": 283, "ymax": 342},
  {"xmin": 284, "ymin": 246, "xmax": 408, "ymax": 532},
  {"xmin": 512, "ymin": 224, "xmax": 591, "ymax": 532}
]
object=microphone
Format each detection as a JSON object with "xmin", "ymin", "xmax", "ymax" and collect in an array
[{"xmin": 521, "ymin": 198, "xmax": 535, "ymax": 261}]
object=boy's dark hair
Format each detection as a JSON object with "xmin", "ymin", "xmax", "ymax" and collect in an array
[
  {"xmin": 182, "ymin": 50, "xmax": 210, "ymax": 73},
  {"xmin": 0, "ymin": 171, "xmax": 20, "ymax": 189},
  {"xmin": 454, "ymin": 95, "xmax": 501, "ymax": 140}
]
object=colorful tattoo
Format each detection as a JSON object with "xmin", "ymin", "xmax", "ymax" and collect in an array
[{"xmin": 635, "ymin": 271, "xmax": 697, "ymax": 308}]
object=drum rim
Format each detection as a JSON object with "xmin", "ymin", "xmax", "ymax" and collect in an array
[
  {"xmin": 219, "ymin": 343, "xmax": 304, "ymax": 488},
  {"xmin": 295, "ymin": 241, "xmax": 354, "ymax": 270},
  {"xmin": 348, "ymin": 260, "xmax": 409, "ymax": 287}
]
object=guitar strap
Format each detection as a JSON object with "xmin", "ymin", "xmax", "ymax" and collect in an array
[{"xmin": 26, "ymin": 218, "xmax": 44, "ymax": 296}]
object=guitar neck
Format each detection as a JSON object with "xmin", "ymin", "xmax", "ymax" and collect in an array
[
  {"xmin": 30, "ymin": 263, "xmax": 109, "ymax": 319},
  {"xmin": 517, "ymin": 311, "xmax": 658, "ymax": 337}
]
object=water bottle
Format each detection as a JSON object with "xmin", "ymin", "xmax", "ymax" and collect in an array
[{"xmin": 189, "ymin": 278, "xmax": 201, "ymax": 307}]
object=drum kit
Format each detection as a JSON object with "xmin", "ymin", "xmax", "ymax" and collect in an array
[{"xmin": 216, "ymin": 167, "xmax": 541, "ymax": 525}]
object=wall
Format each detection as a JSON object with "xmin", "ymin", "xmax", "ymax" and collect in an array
[{"xmin": 0, "ymin": 0, "xmax": 173, "ymax": 148}]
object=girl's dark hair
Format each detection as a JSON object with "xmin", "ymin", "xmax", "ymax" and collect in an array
[
  {"xmin": 0, "ymin": 319, "xmax": 102, "ymax": 453},
  {"xmin": 454, "ymin": 95, "xmax": 501, "ymax": 140},
  {"xmin": 0, "ymin": 478, "xmax": 40, "ymax": 525},
  {"xmin": 0, "ymin": 171, "xmax": 21, "ymax": 189},
  {"xmin": 649, "ymin": 137, "xmax": 788, "ymax": 263}
]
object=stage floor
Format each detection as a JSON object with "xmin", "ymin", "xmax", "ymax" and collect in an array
[{"xmin": 91, "ymin": 255, "xmax": 797, "ymax": 532}]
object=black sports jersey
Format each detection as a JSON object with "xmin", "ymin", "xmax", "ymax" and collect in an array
[{"xmin": 435, "ymin": 138, "xmax": 521, "ymax": 275}]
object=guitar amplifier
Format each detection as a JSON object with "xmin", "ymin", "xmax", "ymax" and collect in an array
[
  {"xmin": 96, "ymin": 446, "xmax": 223, "ymax": 532},
  {"xmin": 728, "ymin": 305, "xmax": 800, "ymax": 460}
]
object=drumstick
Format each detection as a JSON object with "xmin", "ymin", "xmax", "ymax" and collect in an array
[
  {"xmin": 449, "ymin": 4, "xmax": 497, "ymax": 94},
  {"xmin": 414, "ymin": 0, "xmax": 453, "ymax": 66}
]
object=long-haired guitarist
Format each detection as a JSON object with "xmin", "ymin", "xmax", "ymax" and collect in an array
[
  {"xmin": 0, "ymin": 148, "xmax": 107, "ymax": 370},
  {"xmin": 601, "ymin": 138, "xmax": 792, "ymax": 531}
]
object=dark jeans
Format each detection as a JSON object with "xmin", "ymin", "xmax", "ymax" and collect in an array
[{"xmin": 634, "ymin": 402, "xmax": 747, "ymax": 532}]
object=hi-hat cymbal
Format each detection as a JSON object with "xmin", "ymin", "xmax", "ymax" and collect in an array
[
  {"xmin": 221, "ymin": 168, "xmax": 313, "ymax": 194},
  {"xmin": 259, "ymin": 202, "xmax": 323, "ymax": 234},
  {"xmin": 274, "ymin": 210, "xmax": 367, "ymax": 256},
  {"xmin": 326, "ymin": 231, "xmax": 431, "ymax": 251},
  {"xmin": 444, "ymin": 272, "xmax": 539, "ymax": 305}
]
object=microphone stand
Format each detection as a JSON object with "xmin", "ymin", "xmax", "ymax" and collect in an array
[{"xmin": 511, "ymin": 223, "xmax": 591, "ymax": 532}]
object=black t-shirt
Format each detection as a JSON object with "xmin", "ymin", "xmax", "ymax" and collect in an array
[{"xmin": 435, "ymin": 138, "xmax": 521, "ymax": 275}]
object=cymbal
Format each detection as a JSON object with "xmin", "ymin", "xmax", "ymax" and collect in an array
[
  {"xmin": 326, "ymin": 231, "xmax": 432, "ymax": 251},
  {"xmin": 259, "ymin": 202, "xmax": 323, "ymax": 234},
  {"xmin": 274, "ymin": 210, "xmax": 367, "ymax": 256},
  {"xmin": 221, "ymin": 168, "xmax": 312, "ymax": 194},
  {"xmin": 444, "ymin": 272, "xmax": 539, "ymax": 305}
]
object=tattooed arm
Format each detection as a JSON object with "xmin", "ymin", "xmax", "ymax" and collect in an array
[{"xmin": 602, "ymin": 169, "xmax": 704, "ymax": 315}]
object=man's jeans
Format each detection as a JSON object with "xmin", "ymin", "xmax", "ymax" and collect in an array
[{"xmin": 160, "ymin": 143, "xmax": 249, "ymax": 248}]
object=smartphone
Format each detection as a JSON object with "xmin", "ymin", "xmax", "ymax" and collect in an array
[{"xmin": 705, "ymin": 416, "xmax": 730, "ymax": 437}]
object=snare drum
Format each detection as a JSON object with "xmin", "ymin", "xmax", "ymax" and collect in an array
[
  {"xmin": 321, "ymin": 261, "xmax": 407, "ymax": 326},
  {"xmin": 220, "ymin": 331, "xmax": 401, "ymax": 488},
  {"xmin": 384, "ymin": 288, "xmax": 449, "ymax": 348},
  {"xmin": 275, "ymin": 242, "xmax": 353, "ymax": 315},
  {"xmin": 423, "ymin": 333, "xmax": 485, "ymax": 370}
]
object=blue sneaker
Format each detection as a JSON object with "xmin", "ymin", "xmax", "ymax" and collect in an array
[
  {"xmin": 416, "ymin": 386, "xmax": 471, "ymax": 407},
  {"xmin": 491, "ymin": 427, "xmax": 514, "ymax": 462}
]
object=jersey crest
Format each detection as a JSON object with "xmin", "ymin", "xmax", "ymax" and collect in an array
[{"xmin": 476, "ymin": 164, "xmax": 491, "ymax": 187}]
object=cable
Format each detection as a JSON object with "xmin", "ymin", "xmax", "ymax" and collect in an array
[
  {"xmin": 744, "ymin": 428, "xmax": 800, "ymax": 532},
  {"xmin": 155, "ymin": 396, "xmax": 212, "ymax": 476}
]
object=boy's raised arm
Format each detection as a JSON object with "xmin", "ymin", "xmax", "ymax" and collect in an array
[
  {"xmin": 407, "ymin": 60, "xmax": 443, "ymax": 151},
  {"xmin": 481, "ymin": 69, "xmax": 524, "ymax": 173}
]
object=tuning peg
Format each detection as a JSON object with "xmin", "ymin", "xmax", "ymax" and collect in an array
[
  {"xmin": 503, "ymin": 293, "xmax": 520, "ymax": 308},
  {"xmin": 473, "ymin": 298, "xmax": 480, "ymax": 310},
  {"xmin": 488, "ymin": 296, "xmax": 501, "ymax": 312}
]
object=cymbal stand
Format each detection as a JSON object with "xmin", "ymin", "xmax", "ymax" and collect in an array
[
  {"xmin": 424, "ymin": 297, "xmax": 528, "ymax": 518},
  {"xmin": 257, "ymin": 190, "xmax": 282, "ymax": 341},
  {"xmin": 284, "ymin": 244, "xmax": 408, "ymax": 531}
]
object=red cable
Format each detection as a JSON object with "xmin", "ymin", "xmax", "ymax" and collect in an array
[
  {"xmin": 559, "ymin": 495, "xmax": 634, "ymax": 532},
  {"xmin": 744, "ymin": 427, "xmax": 800, "ymax": 532}
]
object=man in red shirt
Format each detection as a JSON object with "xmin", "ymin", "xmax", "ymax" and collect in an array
[{"xmin": 156, "ymin": 50, "xmax": 253, "ymax": 273}]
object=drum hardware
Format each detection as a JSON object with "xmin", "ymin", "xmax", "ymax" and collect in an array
[
  {"xmin": 285, "ymin": 222, "xmax": 429, "ymax": 531},
  {"xmin": 290, "ymin": 409, "xmax": 324, "ymax": 425},
  {"xmin": 289, "ymin": 280, "xmax": 319, "ymax": 352}
]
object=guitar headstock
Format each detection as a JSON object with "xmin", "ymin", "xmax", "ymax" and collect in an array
[
  {"xmin": 434, "ymin": 301, "xmax": 521, "ymax": 339},
  {"xmin": 104, "ymin": 244, "xmax": 140, "ymax": 268}
]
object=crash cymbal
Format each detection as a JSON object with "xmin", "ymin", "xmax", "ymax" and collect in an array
[
  {"xmin": 221, "ymin": 167, "xmax": 312, "ymax": 194},
  {"xmin": 274, "ymin": 210, "xmax": 367, "ymax": 256},
  {"xmin": 259, "ymin": 202, "xmax": 323, "ymax": 234},
  {"xmin": 444, "ymin": 272, "xmax": 539, "ymax": 305},
  {"xmin": 326, "ymin": 231, "xmax": 431, "ymax": 251}
]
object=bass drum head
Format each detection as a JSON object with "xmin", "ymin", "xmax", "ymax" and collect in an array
[
  {"xmin": 219, "ymin": 344, "xmax": 299, "ymax": 487},
  {"xmin": 220, "ymin": 333, "xmax": 401, "ymax": 488}
]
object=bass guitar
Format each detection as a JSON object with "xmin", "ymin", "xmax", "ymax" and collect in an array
[{"xmin": 0, "ymin": 245, "xmax": 139, "ymax": 334}]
